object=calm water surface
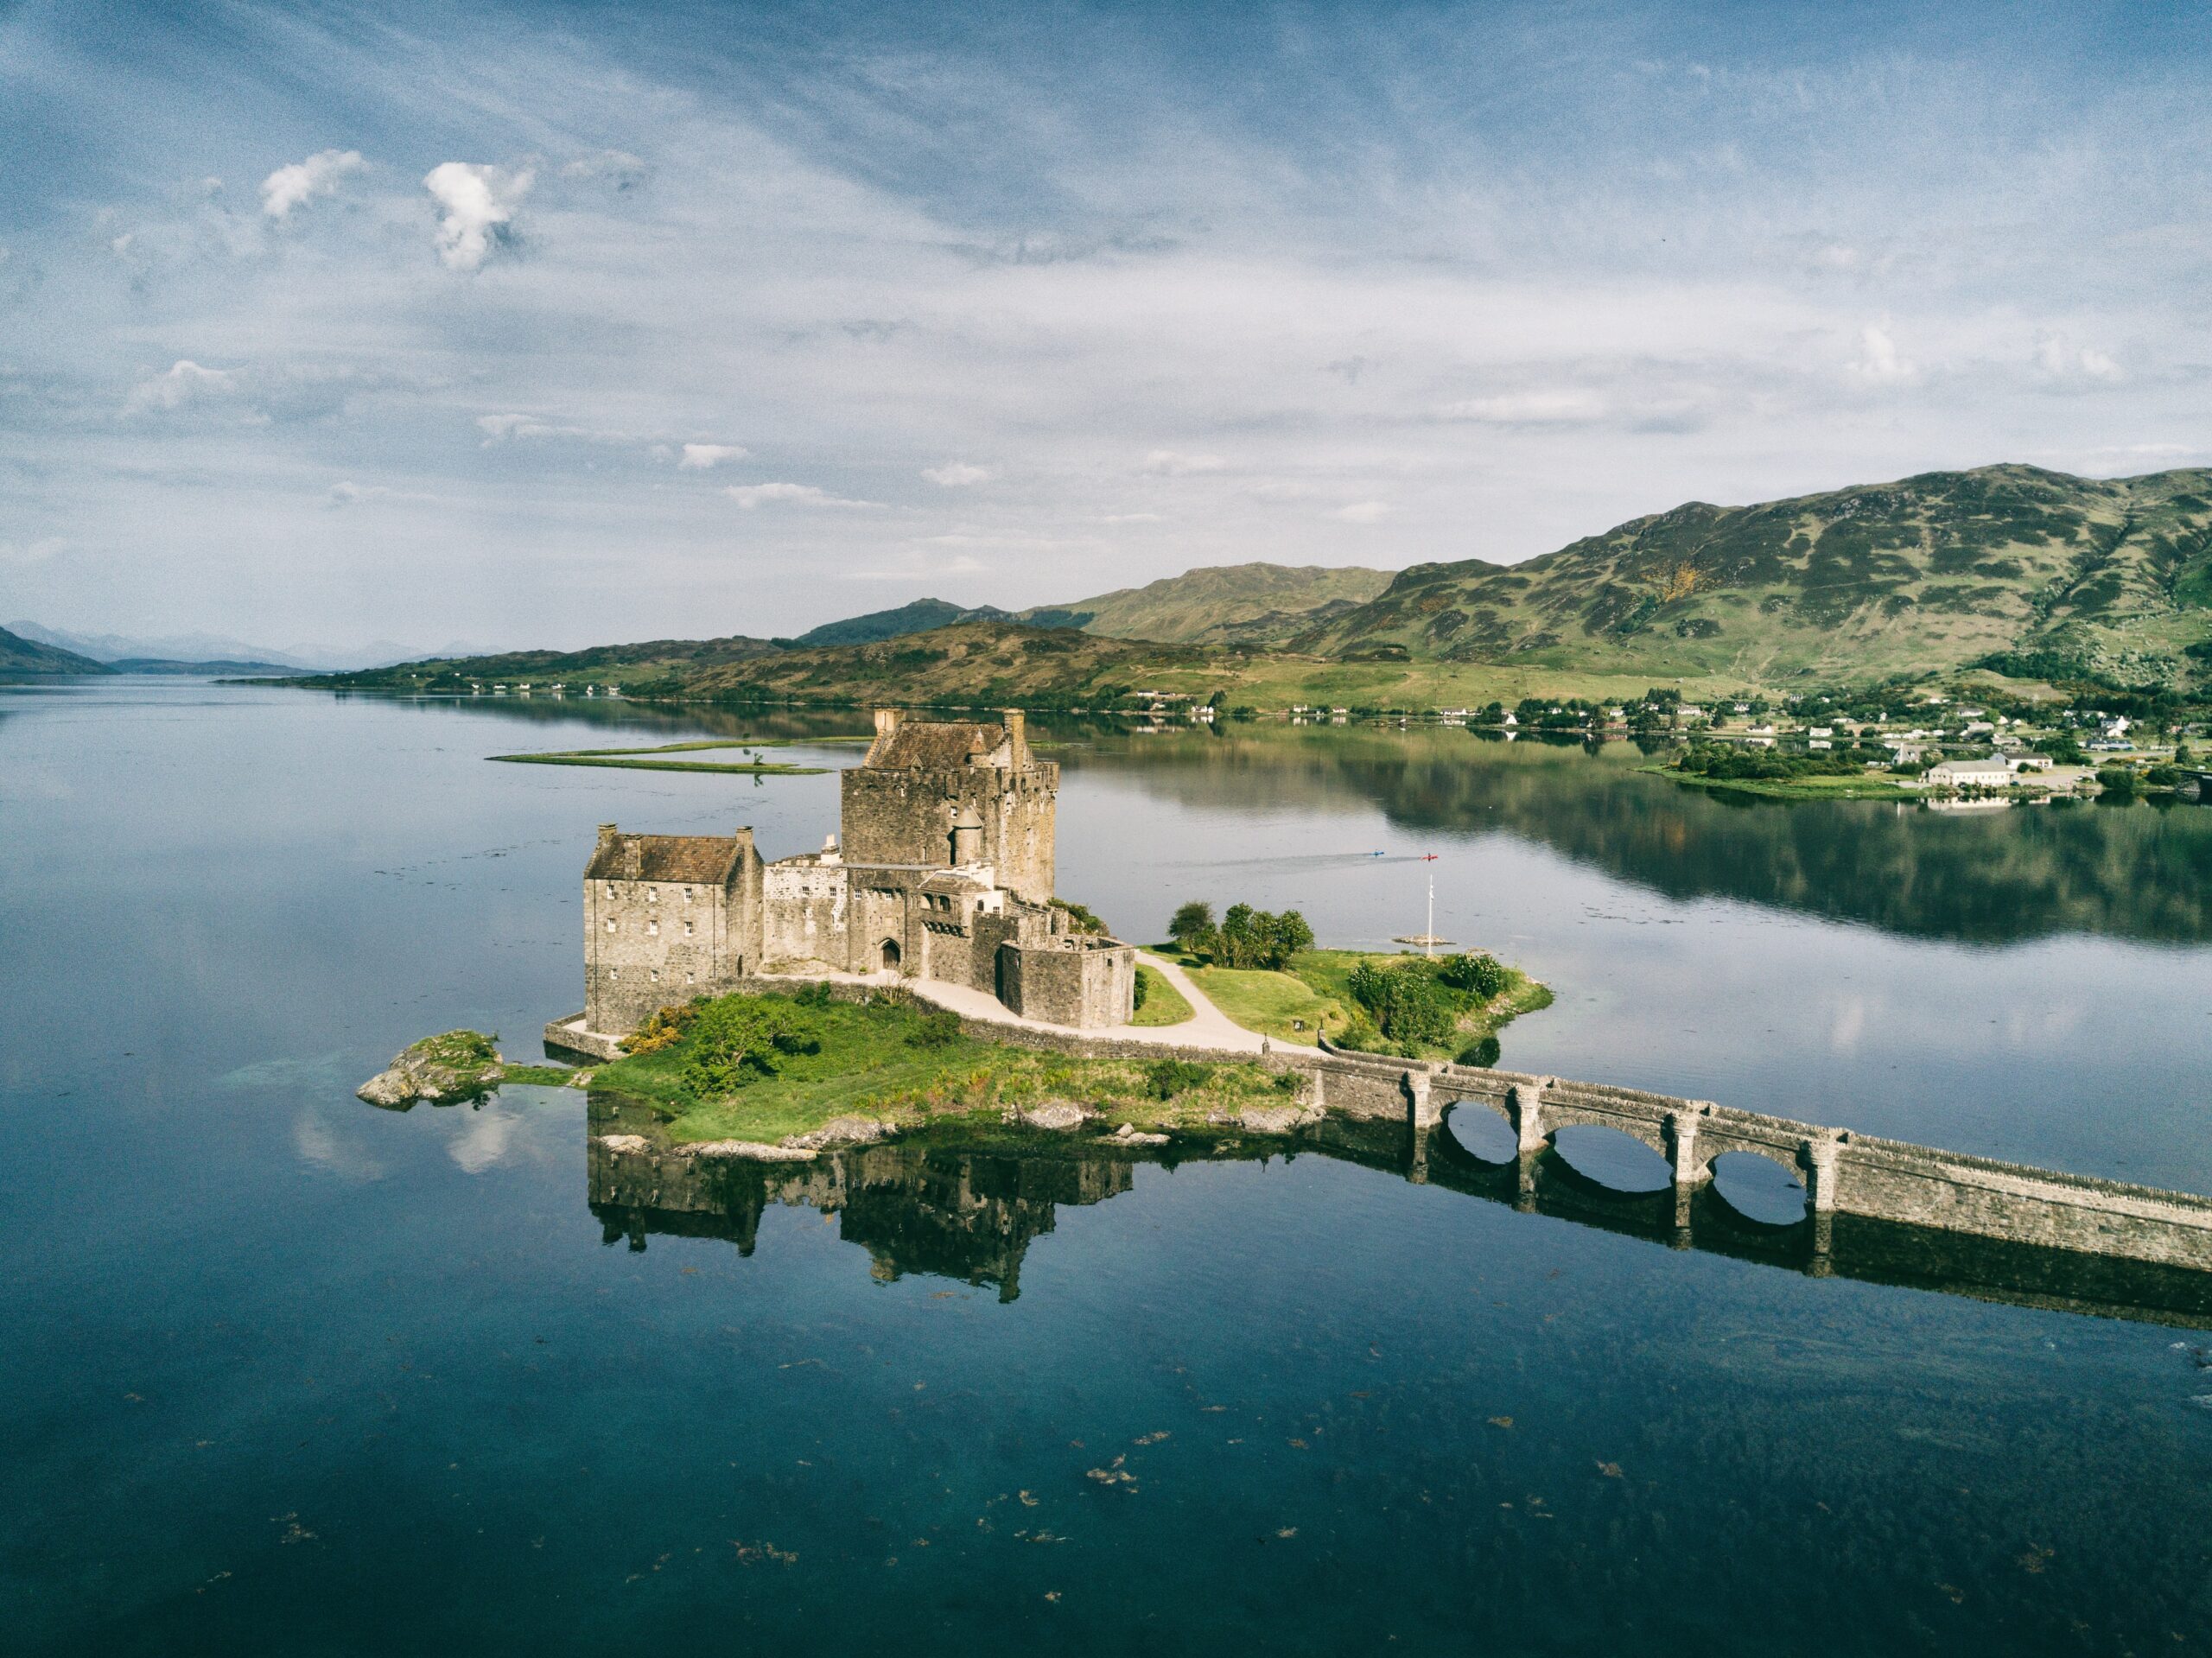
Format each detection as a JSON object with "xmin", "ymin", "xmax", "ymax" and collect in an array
[{"xmin": 4, "ymin": 681, "xmax": 2211, "ymax": 1655}]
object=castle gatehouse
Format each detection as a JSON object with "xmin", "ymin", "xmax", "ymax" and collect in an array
[{"xmin": 576, "ymin": 708, "xmax": 1136, "ymax": 1035}]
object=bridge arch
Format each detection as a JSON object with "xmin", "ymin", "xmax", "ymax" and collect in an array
[
  {"xmin": 1705, "ymin": 1149, "xmax": 1809, "ymax": 1227},
  {"xmin": 1548, "ymin": 1123, "xmax": 1674, "ymax": 1194},
  {"xmin": 1440, "ymin": 1097, "xmax": 1516, "ymax": 1164}
]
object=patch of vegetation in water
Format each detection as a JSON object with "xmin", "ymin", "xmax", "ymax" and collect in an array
[
  {"xmin": 1650, "ymin": 742, "xmax": 1916, "ymax": 801},
  {"xmin": 586, "ymin": 988, "xmax": 1291, "ymax": 1144},
  {"xmin": 487, "ymin": 739, "xmax": 829, "ymax": 776}
]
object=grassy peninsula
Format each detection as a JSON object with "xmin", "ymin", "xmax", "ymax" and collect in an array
[
  {"xmin": 587, "ymin": 988, "xmax": 1296, "ymax": 1146},
  {"xmin": 1154, "ymin": 936, "xmax": 1548, "ymax": 1060},
  {"xmin": 488, "ymin": 739, "xmax": 834, "ymax": 775}
]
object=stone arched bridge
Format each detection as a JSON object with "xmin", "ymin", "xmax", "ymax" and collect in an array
[{"xmin": 1305, "ymin": 1044, "xmax": 2212, "ymax": 1274}]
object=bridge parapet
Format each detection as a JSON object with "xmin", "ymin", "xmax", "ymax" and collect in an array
[{"xmin": 1325, "ymin": 1040, "xmax": 2212, "ymax": 1271}]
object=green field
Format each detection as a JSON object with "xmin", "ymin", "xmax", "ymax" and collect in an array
[
  {"xmin": 1154, "ymin": 945, "xmax": 1550, "ymax": 1058},
  {"xmin": 1130, "ymin": 963, "xmax": 1194, "ymax": 1026},
  {"xmin": 1648, "ymin": 765, "xmax": 1921, "ymax": 802}
]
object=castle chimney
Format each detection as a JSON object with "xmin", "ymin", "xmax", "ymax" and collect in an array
[
  {"xmin": 622, "ymin": 838, "xmax": 643, "ymax": 880},
  {"xmin": 596, "ymin": 823, "xmax": 619, "ymax": 844},
  {"xmin": 874, "ymin": 708, "xmax": 900, "ymax": 737},
  {"xmin": 1002, "ymin": 708, "xmax": 1027, "ymax": 761}
]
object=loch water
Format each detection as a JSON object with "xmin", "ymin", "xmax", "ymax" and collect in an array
[{"xmin": 4, "ymin": 680, "xmax": 2211, "ymax": 1655}]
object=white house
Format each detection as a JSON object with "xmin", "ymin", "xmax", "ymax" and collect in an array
[{"xmin": 1926, "ymin": 758, "xmax": 2015, "ymax": 787}]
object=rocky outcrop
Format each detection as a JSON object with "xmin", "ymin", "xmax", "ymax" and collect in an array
[
  {"xmin": 690, "ymin": 1140, "xmax": 819, "ymax": 1162},
  {"xmin": 782, "ymin": 1115, "xmax": 891, "ymax": 1152},
  {"xmin": 1104, "ymin": 1122, "xmax": 1169, "ymax": 1147},
  {"xmin": 357, "ymin": 1032, "xmax": 505, "ymax": 1109},
  {"xmin": 1014, "ymin": 1100, "xmax": 1089, "ymax": 1132}
]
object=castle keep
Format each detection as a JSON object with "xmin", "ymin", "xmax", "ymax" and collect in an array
[{"xmin": 580, "ymin": 709, "xmax": 1136, "ymax": 1033}]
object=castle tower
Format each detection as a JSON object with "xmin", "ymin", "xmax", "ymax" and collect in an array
[{"xmin": 839, "ymin": 708, "xmax": 1056, "ymax": 904}]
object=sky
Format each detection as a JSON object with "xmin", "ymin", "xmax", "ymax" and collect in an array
[{"xmin": 3, "ymin": 0, "xmax": 2209, "ymax": 652}]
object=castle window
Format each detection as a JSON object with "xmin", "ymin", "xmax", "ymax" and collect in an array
[
  {"xmin": 684, "ymin": 920, "xmax": 694, "ymax": 936},
  {"xmin": 650, "ymin": 969, "xmax": 659, "ymax": 981},
  {"xmin": 683, "ymin": 887, "xmax": 693, "ymax": 902},
  {"xmin": 647, "ymin": 886, "xmax": 657, "ymax": 903},
  {"xmin": 647, "ymin": 918, "xmax": 658, "ymax": 936},
  {"xmin": 605, "ymin": 883, "xmax": 616, "ymax": 899},
  {"xmin": 605, "ymin": 918, "xmax": 616, "ymax": 932}
]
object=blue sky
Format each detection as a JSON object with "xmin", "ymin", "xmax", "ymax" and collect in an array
[{"xmin": 3, "ymin": 0, "xmax": 2209, "ymax": 651}]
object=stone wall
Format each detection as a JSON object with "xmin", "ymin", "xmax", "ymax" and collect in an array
[
  {"xmin": 761, "ymin": 856, "xmax": 847, "ymax": 969},
  {"xmin": 1001, "ymin": 937, "xmax": 1135, "ymax": 1029},
  {"xmin": 584, "ymin": 840, "xmax": 758, "ymax": 1032}
]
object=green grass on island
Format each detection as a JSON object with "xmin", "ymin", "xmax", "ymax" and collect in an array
[
  {"xmin": 1649, "ymin": 765, "xmax": 1920, "ymax": 802},
  {"xmin": 487, "ymin": 739, "xmax": 834, "ymax": 776},
  {"xmin": 1129, "ymin": 963, "xmax": 1194, "ymax": 1026},
  {"xmin": 1152, "ymin": 943, "xmax": 1551, "ymax": 1060},
  {"xmin": 587, "ymin": 989, "xmax": 1294, "ymax": 1146}
]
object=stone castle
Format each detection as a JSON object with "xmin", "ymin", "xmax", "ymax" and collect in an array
[{"xmin": 577, "ymin": 708, "xmax": 1136, "ymax": 1034}]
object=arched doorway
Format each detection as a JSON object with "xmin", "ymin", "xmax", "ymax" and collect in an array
[{"xmin": 880, "ymin": 937, "xmax": 902, "ymax": 972}]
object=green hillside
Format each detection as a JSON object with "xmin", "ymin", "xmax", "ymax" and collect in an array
[
  {"xmin": 296, "ymin": 632, "xmax": 783, "ymax": 691},
  {"xmin": 790, "ymin": 597, "xmax": 1010, "ymax": 648},
  {"xmin": 1296, "ymin": 465, "xmax": 2212, "ymax": 686},
  {"xmin": 0, "ymin": 625, "xmax": 110, "ymax": 676},
  {"xmin": 682, "ymin": 619, "xmax": 1217, "ymax": 707},
  {"xmin": 1021, "ymin": 562, "xmax": 1391, "ymax": 644}
]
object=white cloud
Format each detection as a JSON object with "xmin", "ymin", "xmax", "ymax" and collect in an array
[
  {"xmin": 1141, "ymin": 449, "xmax": 1224, "ymax": 475},
  {"xmin": 123, "ymin": 359, "xmax": 239, "ymax": 415},
  {"xmin": 561, "ymin": 149, "xmax": 647, "ymax": 188},
  {"xmin": 2035, "ymin": 333, "xmax": 2123, "ymax": 383},
  {"xmin": 921, "ymin": 461, "xmax": 993, "ymax": 486},
  {"xmin": 423, "ymin": 162, "xmax": 533, "ymax": 271},
  {"xmin": 474, "ymin": 413, "xmax": 627, "ymax": 445},
  {"xmin": 1101, "ymin": 511, "xmax": 1162, "ymax": 524},
  {"xmin": 1433, "ymin": 390, "xmax": 1608, "ymax": 424},
  {"xmin": 260, "ymin": 149, "xmax": 365, "ymax": 219},
  {"xmin": 1848, "ymin": 320, "xmax": 1918, "ymax": 384},
  {"xmin": 679, "ymin": 442, "xmax": 747, "ymax": 469},
  {"xmin": 325, "ymin": 481, "xmax": 389, "ymax": 508},
  {"xmin": 1332, "ymin": 500, "xmax": 1390, "ymax": 524},
  {"xmin": 725, "ymin": 481, "xmax": 880, "ymax": 510}
]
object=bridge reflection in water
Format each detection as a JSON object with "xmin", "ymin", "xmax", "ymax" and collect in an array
[{"xmin": 586, "ymin": 1113, "xmax": 2212, "ymax": 1329}]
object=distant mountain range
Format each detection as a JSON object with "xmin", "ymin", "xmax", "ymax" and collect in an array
[
  {"xmin": 779, "ymin": 563, "xmax": 1389, "ymax": 651},
  {"xmin": 29, "ymin": 466, "xmax": 2212, "ymax": 701},
  {"xmin": 0, "ymin": 624, "xmax": 108, "ymax": 676},
  {"xmin": 4, "ymin": 620, "xmax": 493, "ymax": 675},
  {"xmin": 1291, "ymin": 464, "xmax": 2212, "ymax": 686}
]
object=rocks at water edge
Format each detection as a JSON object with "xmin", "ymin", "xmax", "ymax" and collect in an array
[
  {"xmin": 1105, "ymin": 1122, "xmax": 1170, "ymax": 1147},
  {"xmin": 357, "ymin": 1031, "xmax": 505, "ymax": 1108},
  {"xmin": 1014, "ymin": 1100, "xmax": 1090, "ymax": 1132},
  {"xmin": 781, "ymin": 1115, "xmax": 892, "ymax": 1152}
]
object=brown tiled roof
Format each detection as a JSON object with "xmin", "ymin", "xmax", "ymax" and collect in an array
[
  {"xmin": 585, "ymin": 834, "xmax": 745, "ymax": 885},
  {"xmin": 866, "ymin": 721, "xmax": 1007, "ymax": 769}
]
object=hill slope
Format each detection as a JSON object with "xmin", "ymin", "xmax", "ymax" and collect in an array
[
  {"xmin": 1022, "ymin": 562, "xmax": 1391, "ymax": 644},
  {"xmin": 790, "ymin": 598, "xmax": 1011, "ymax": 648},
  {"xmin": 1296, "ymin": 465, "xmax": 2212, "ymax": 685},
  {"xmin": 298, "ymin": 633, "xmax": 784, "ymax": 690},
  {"xmin": 682, "ymin": 619, "xmax": 1215, "ymax": 707},
  {"xmin": 0, "ymin": 625, "xmax": 110, "ymax": 676}
]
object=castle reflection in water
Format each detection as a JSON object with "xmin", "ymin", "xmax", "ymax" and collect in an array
[{"xmin": 585, "ymin": 1108, "xmax": 2212, "ymax": 1329}]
